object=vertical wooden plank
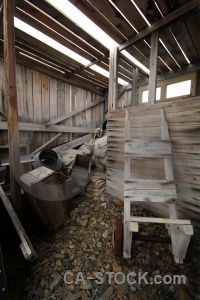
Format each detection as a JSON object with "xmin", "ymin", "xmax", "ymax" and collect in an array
[
  {"xmin": 95, "ymin": 94, "xmax": 100, "ymax": 128},
  {"xmin": 149, "ymin": 31, "xmax": 159, "ymax": 105},
  {"xmin": 41, "ymin": 73, "xmax": 50, "ymax": 147},
  {"xmin": 49, "ymin": 77, "xmax": 57, "ymax": 143},
  {"xmin": 75, "ymin": 87, "xmax": 82, "ymax": 138},
  {"xmin": 16, "ymin": 64, "xmax": 26, "ymax": 147},
  {"xmin": 91, "ymin": 93, "xmax": 97, "ymax": 128},
  {"xmin": 86, "ymin": 90, "xmax": 92, "ymax": 128},
  {"xmin": 0, "ymin": 57, "xmax": 7, "ymax": 145},
  {"xmin": 57, "ymin": 80, "xmax": 65, "ymax": 145},
  {"xmin": 100, "ymin": 98, "xmax": 105, "ymax": 129},
  {"xmin": 108, "ymin": 46, "xmax": 119, "ymax": 110},
  {"xmin": 64, "ymin": 82, "xmax": 70, "ymax": 143},
  {"xmin": 124, "ymin": 109, "xmax": 130, "ymax": 179},
  {"xmin": 70, "ymin": 85, "xmax": 76, "ymax": 141},
  {"xmin": 132, "ymin": 67, "xmax": 138, "ymax": 107},
  {"xmin": 81, "ymin": 88, "xmax": 87, "ymax": 128},
  {"xmin": 3, "ymin": 0, "xmax": 21, "ymax": 214},
  {"xmin": 24, "ymin": 67, "xmax": 33, "ymax": 152},
  {"xmin": 24, "ymin": 68, "xmax": 34, "ymax": 122},
  {"xmin": 33, "ymin": 70, "xmax": 42, "ymax": 149}
]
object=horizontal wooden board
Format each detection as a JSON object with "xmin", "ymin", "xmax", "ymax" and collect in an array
[
  {"xmin": 124, "ymin": 189, "xmax": 177, "ymax": 203},
  {"xmin": 125, "ymin": 139, "xmax": 171, "ymax": 157}
]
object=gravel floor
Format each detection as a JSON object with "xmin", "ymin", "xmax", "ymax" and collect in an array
[{"xmin": 2, "ymin": 192, "xmax": 200, "ymax": 300}]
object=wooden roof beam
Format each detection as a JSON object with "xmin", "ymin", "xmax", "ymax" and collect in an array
[{"xmin": 119, "ymin": 0, "xmax": 200, "ymax": 52}]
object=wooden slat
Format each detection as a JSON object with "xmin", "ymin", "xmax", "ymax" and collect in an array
[
  {"xmin": 129, "ymin": 216, "xmax": 191, "ymax": 225},
  {"xmin": 46, "ymin": 97, "xmax": 105, "ymax": 125},
  {"xmin": 53, "ymin": 134, "xmax": 92, "ymax": 153},
  {"xmin": 125, "ymin": 179, "xmax": 175, "ymax": 187},
  {"xmin": 108, "ymin": 47, "xmax": 119, "ymax": 110},
  {"xmin": 132, "ymin": 67, "xmax": 138, "ymax": 106},
  {"xmin": 149, "ymin": 31, "xmax": 159, "ymax": 104},
  {"xmin": 125, "ymin": 138, "xmax": 171, "ymax": 157},
  {"xmin": 124, "ymin": 184, "xmax": 177, "ymax": 203},
  {"xmin": 0, "ymin": 121, "xmax": 95, "ymax": 133},
  {"xmin": 3, "ymin": 0, "xmax": 21, "ymax": 214}
]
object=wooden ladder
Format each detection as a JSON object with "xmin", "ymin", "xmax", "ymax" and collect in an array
[{"xmin": 123, "ymin": 108, "xmax": 193, "ymax": 263}]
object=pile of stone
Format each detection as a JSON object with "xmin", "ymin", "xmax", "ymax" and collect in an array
[{"xmin": 4, "ymin": 192, "xmax": 200, "ymax": 300}]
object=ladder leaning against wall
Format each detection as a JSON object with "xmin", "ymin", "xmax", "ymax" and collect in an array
[{"xmin": 123, "ymin": 108, "xmax": 193, "ymax": 264}]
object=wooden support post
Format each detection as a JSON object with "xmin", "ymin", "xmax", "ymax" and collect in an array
[
  {"xmin": 108, "ymin": 46, "xmax": 119, "ymax": 110},
  {"xmin": 0, "ymin": 2, "xmax": 3, "ymax": 39},
  {"xmin": 3, "ymin": 0, "xmax": 21, "ymax": 215},
  {"xmin": 131, "ymin": 67, "xmax": 138, "ymax": 106},
  {"xmin": 149, "ymin": 31, "xmax": 159, "ymax": 105}
]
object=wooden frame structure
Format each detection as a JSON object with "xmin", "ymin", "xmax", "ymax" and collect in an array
[{"xmin": 123, "ymin": 108, "xmax": 193, "ymax": 263}]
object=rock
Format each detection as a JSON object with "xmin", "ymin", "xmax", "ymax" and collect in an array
[
  {"xmin": 49, "ymin": 272, "xmax": 62, "ymax": 291},
  {"xmin": 129, "ymin": 294, "xmax": 140, "ymax": 300},
  {"xmin": 101, "ymin": 203, "xmax": 107, "ymax": 209},
  {"xmin": 99, "ymin": 286, "xmax": 115, "ymax": 300},
  {"xmin": 80, "ymin": 279, "xmax": 93, "ymax": 289},
  {"xmin": 96, "ymin": 242, "xmax": 103, "ymax": 248},
  {"xmin": 56, "ymin": 244, "xmax": 62, "ymax": 253},
  {"xmin": 150, "ymin": 254, "xmax": 161, "ymax": 268},
  {"xmin": 130, "ymin": 286, "xmax": 136, "ymax": 292},
  {"xmin": 195, "ymin": 295, "xmax": 200, "ymax": 300},
  {"xmin": 175, "ymin": 286, "xmax": 192, "ymax": 300},
  {"xmin": 65, "ymin": 273, "xmax": 74, "ymax": 284},
  {"xmin": 102, "ymin": 229, "xmax": 108, "ymax": 238},
  {"xmin": 80, "ymin": 219, "xmax": 88, "ymax": 227},
  {"xmin": 161, "ymin": 282, "xmax": 169, "ymax": 294},
  {"xmin": 81, "ymin": 215, "xmax": 90, "ymax": 220},
  {"xmin": 69, "ymin": 254, "xmax": 75, "ymax": 262},
  {"xmin": 36, "ymin": 287, "xmax": 45, "ymax": 298},
  {"xmin": 116, "ymin": 274, "xmax": 129, "ymax": 294},
  {"xmin": 113, "ymin": 263, "xmax": 122, "ymax": 273},
  {"xmin": 56, "ymin": 260, "xmax": 62, "ymax": 267},
  {"xmin": 40, "ymin": 278, "xmax": 46, "ymax": 288},
  {"xmin": 113, "ymin": 199, "xmax": 123, "ymax": 206},
  {"xmin": 65, "ymin": 291, "xmax": 83, "ymax": 300},
  {"xmin": 169, "ymin": 285, "xmax": 175, "ymax": 293}
]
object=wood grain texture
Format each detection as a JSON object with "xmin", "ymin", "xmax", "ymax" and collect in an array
[
  {"xmin": 107, "ymin": 96, "xmax": 200, "ymax": 231},
  {"xmin": 0, "ymin": 60, "xmax": 103, "ymax": 152}
]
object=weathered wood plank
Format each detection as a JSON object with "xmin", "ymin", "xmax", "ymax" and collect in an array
[
  {"xmin": 149, "ymin": 31, "xmax": 159, "ymax": 104},
  {"xmin": 3, "ymin": 0, "xmax": 21, "ymax": 214},
  {"xmin": 53, "ymin": 134, "xmax": 92, "ymax": 153},
  {"xmin": 33, "ymin": 70, "xmax": 42, "ymax": 149},
  {"xmin": 0, "ymin": 121, "xmax": 95, "ymax": 133},
  {"xmin": 124, "ymin": 187, "xmax": 177, "ymax": 203},
  {"xmin": 108, "ymin": 47, "xmax": 119, "ymax": 110},
  {"xmin": 46, "ymin": 97, "xmax": 105, "ymax": 125},
  {"xmin": 125, "ymin": 139, "xmax": 171, "ymax": 157}
]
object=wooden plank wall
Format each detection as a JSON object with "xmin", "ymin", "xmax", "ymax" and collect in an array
[
  {"xmin": 106, "ymin": 97, "xmax": 200, "ymax": 231},
  {"xmin": 0, "ymin": 58, "xmax": 104, "ymax": 152}
]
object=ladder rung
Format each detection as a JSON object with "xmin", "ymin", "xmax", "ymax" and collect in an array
[
  {"xmin": 124, "ymin": 179, "xmax": 175, "ymax": 188},
  {"xmin": 125, "ymin": 138, "xmax": 172, "ymax": 157},
  {"xmin": 128, "ymin": 217, "xmax": 191, "ymax": 225},
  {"xmin": 124, "ymin": 181, "xmax": 177, "ymax": 202}
]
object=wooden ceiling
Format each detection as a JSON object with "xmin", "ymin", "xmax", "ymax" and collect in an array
[{"xmin": 1, "ymin": 0, "xmax": 200, "ymax": 95}]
